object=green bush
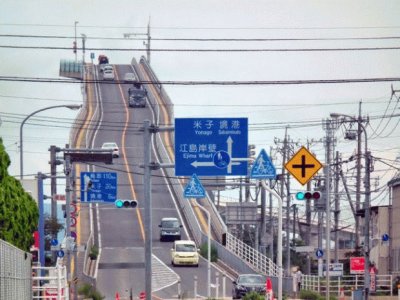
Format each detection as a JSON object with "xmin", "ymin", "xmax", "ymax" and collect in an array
[
  {"xmin": 89, "ymin": 245, "xmax": 99, "ymax": 260},
  {"xmin": 242, "ymin": 291, "xmax": 265, "ymax": 300},
  {"xmin": 299, "ymin": 290, "xmax": 337, "ymax": 300},
  {"xmin": 199, "ymin": 243, "xmax": 218, "ymax": 262},
  {"xmin": 78, "ymin": 282, "xmax": 104, "ymax": 300}
]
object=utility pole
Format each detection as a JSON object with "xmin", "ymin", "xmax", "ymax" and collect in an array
[
  {"xmin": 305, "ymin": 141, "xmax": 312, "ymax": 275},
  {"xmin": 334, "ymin": 151, "xmax": 340, "ymax": 262},
  {"xmin": 323, "ymin": 118, "xmax": 335, "ymax": 300},
  {"xmin": 355, "ymin": 101, "xmax": 362, "ymax": 248}
]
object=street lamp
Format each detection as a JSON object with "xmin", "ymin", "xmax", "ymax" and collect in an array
[
  {"xmin": 330, "ymin": 112, "xmax": 371, "ymax": 300},
  {"xmin": 193, "ymin": 202, "xmax": 211, "ymax": 298},
  {"xmin": 74, "ymin": 21, "xmax": 79, "ymax": 62},
  {"xmin": 19, "ymin": 104, "xmax": 82, "ymax": 179}
]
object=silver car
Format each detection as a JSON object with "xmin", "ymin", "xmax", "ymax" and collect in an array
[
  {"xmin": 103, "ymin": 69, "xmax": 115, "ymax": 80},
  {"xmin": 101, "ymin": 142, "xmax": 119, "ymax": 158}
]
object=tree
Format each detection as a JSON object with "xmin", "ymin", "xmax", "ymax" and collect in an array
[{"xmin": 0, "ymin": 138, "xmax": 39, "ymax": 251}]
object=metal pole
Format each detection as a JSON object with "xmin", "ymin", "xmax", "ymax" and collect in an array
[
  {"xmin": 19, "ymin": 105, "xmax": 81, "ymax": 179},
  {"xmin": 37, "ymin": 173, "xmax": 45, "ymax": 270},
  {"xmin": 364, "ymin": 150, "xmax": 371, "ymax": 300},
  {"xmin": 324, "ymin": 119, "xmax": 333, "ymax": 299},
  {"xmin": 65, "ymin": 144, "xmax": 72, "ymax": 282},
  {"xmin": 74, "ymin": 21, "xmax": 78, "ymax": 62},
  {"xmin": 195, "ymin": 203, "xmax": 211, "ymax": 298},
  {"xmin": 261, "ymin": 180, "xmax": 283, "ymax": 300},
  {"xmin": 143, "ymin": 120, "xmax": 152, "ymax": 300}
]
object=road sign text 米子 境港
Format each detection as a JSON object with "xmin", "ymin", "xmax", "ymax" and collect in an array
[{"xmin": 175, "ymin": 118, "xmax": 248, "ymax": 176}]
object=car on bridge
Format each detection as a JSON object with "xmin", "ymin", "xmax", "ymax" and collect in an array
[
  {"xmin": 232, "ymin": 274, "xmax": 267, "ymax": 299},
  {"xmin": 159, "ymin": 217, "xmax": 182, "ymax": 241},
  {"xmin": 101, "ymin": 142, "xmax": 119, "ymax": 158},
  {"xmin": 170, "ymin": 240, "xmax": 199, "ymax": 267}
]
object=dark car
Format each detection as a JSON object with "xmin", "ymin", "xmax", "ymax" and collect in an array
[{"xmin": 232, "ymin": 274, "xmax": 266, "ymax": 299}]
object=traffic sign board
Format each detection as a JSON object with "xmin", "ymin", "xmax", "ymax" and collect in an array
[
  {"xmin": 175, "ymin": 118, "xmax": 248, "ymax": 176},
  {"xmin": 80, "ymin": 172, "xmax": 117, "ymax": 202},
  {"xmin": 184, "ymin": 174, "xmax": 206, "ymax": 198},
  {"xmin": 315, "ymin": 249, "xmax": 324, "ymax": 258},
  {"xmin": 285, "ymin": 147, "xmax": 322, "ymax": 185},
  {"xmin": 250, "ymin": 149, "xmax": 276, "ymax": 179},
  {"xmin": 57, "ymin": 250, "xmax": 65, "ymax": 258}
]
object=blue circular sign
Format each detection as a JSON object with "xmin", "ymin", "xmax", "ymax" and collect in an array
[
  {"xmin": 57, "ymin": 250, "xmax": 65, "ymax": 258},
  {"xmin": 213, "ymin": 151, "xmax": 230, "ymax": 169},
  {"xmin": 315, "ymin": 249, "xmax": 324, "ymax": 258},
  {"xmin": 50, "ymin": 239, "xmax": 58, "ymax": 246},
  {"xmin": 382, "ymin": 233, "xmax": 389, "ymax": 242}
]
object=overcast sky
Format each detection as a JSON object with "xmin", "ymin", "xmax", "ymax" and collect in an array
[{"xmin": 1, "ymin": 1, "xmax": 399, "ymax": 222}]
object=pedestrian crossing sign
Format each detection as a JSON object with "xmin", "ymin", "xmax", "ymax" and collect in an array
[
  {"xmin": 184, "ymin": 174, "xmax": 206, "ymax": 198},
  {"xmin": 250, "ymin": 149, "xmax": 276, "ymax": 179}
]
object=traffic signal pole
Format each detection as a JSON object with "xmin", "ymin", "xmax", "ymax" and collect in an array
[
  {"xmin": 260, "ymin": 180, "xmax": 283, "ymax": 300},
  {"xmin": 142, "ymin": 120, "xmax": 174, "ymax": 300},
  {"xmin": 143, "ymin": 120, "xmax": 152, "ymax": 300}
]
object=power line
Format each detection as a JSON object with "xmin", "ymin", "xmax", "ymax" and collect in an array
[
  {"xmin": 1, "ymin": 75, "xmax": 400, "ymax": 85},
  {"xmin": 3, "ymin": 33, "xmax": 400, "ymax": 42},
  {"xmin": 1, "ymin": 44, "xmax": 400, "ymax": 52}
]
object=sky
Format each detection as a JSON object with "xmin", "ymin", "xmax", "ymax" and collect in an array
[{"xmin": 1, "ymin": 0, "xmax": 400, "ymax": 225}]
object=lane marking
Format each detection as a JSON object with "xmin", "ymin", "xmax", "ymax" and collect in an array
[{"xmin": 115, "ymin": 66, "xmax": 146, "ymax": 241}]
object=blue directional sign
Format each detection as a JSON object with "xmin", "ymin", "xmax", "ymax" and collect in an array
[
  {"xmin": 57, "ymin": 250, "xmax": 65, "ymax": 258},
  {"xmin": 184, "ymin": 174, "xmax": 206, "ymax": 198},
  {"xmin": 80, "ymin": 172, "xmax": 117, "ymax": 203},
  {"xmin": 50, "ymin": 239, "xmax": 58, "ymax": 246},
  {"xmin": 175, "ymin": 118, "xmax": 248, "ymax": 176},
  {"xmin": 316, "ymin": 249, "xmax": 324, "ymax": 258},
  {"xmin": 250, "ymin": 149, "xmax": 276, "ymax": 179},
  {"xmin": 382, "ymin": 233, "xmax": 389, "ymax": 242}
]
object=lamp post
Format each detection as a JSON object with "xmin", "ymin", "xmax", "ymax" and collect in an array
[
  {"xmin": 330, "ymin": 113, "xmax": 371, "ymax": 300},
  {"xmin": 194, "ymin": 202, "xmax": 211, "ymax": 298},
  {"xmin": 74, "ymin": 21, "xmax": 79, "ymax": 62},
  {"xmin": 19, "ymin": 104, "xmax": 81, "ymax": 179}
]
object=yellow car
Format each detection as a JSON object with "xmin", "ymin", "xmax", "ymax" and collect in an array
[{"xmin": 171, "ymin": 240, "xmax": 199, "ymax": 267}]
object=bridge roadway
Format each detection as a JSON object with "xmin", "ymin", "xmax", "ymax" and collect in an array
[{"xmin": 74, "ymin": 59, "xmax": 232, "ymax": 299}]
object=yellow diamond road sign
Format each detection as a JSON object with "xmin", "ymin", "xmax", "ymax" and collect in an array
[{"xmin": 285, "ymin": 146, "xmax": 323, "ymax": 185}]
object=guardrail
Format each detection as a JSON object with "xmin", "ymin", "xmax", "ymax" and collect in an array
[
  {"xmin": 32, "ymin": 265, "xmax": 68, "ymax": 299},
  {"xmin": 0, "ymin": 239, "xmax": 32, "ymax": 300},
  {"xmin": 302, "ymin": 274, "xmax": 393, "ymax": 296}
]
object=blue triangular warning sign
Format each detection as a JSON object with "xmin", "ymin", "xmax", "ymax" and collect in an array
[
  {"xmin": 183, "ymin": 174, "xmax": 206, "ymax": 198},
  {"xmin": 250, "ymin": 149, "xmax": 276, "ymax": 179}
]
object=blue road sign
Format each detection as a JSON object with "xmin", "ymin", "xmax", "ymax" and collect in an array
[
  {"xmin": 57, "ymin": 250, "xmax": 65, "ymax": 258},
  {"xmin": 382, "ymin": 233, "xmax": 389, "ymax": 242},
  {"xmin": 316, "ymin": 249, "xmax": 324, "ymax": 258},
  {"xmin": 175, "ymin": 118, "xmax": 248, "ymax": 176},
  {"xmin": 50, "ymin": 239, "xmax": 58, "ymax": 246},
  {"xmin": 80, "ymin": 172, "xmax": 117, "ymax": 203},
  {"xmin": 184, "ymin": 174, "xmax": 206, "ymax": 198},
  {"xmin": 250, "ymin": 149, "xmax": 276, "ymax": 179}
]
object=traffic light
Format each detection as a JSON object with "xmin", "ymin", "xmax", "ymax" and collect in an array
[
  {"xmin": 115, "ymin": 199, "xmax": 138, "ymax": 208},
  {"xmin": 295, "ymin": 191, "xmax": 321, "ymax": 201},
  {"xmin": 73, "ymin": 41, "xmax": 77, "ymax": 54}
]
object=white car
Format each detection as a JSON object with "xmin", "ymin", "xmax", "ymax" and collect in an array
[
  {"xmin": 101, "ymin": 142, "xmax": 119, "ymax": 158},
  {"xmin": 100, "ymin": 63, "xmax": 113, "ymax": 73},
  {"xmin": 123, "ymin": 72, "xmax": 137, "ymax": 83},
  {"xmin": 103, "ymin": 69, "xmax": 115, "ymax": 80},
  {"xmin": 170, "ymin": 240, "xmax": 199, "ymax": 267}
]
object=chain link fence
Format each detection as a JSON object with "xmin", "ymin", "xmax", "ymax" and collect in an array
[{"xmin": 0, "ymin": 239, "xmax": 32, "ymax": 300}]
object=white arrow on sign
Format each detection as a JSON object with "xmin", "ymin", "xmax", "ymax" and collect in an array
[{"xmin": 227, "ymin": 136, "xmax": 233, "ymax": 173}]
